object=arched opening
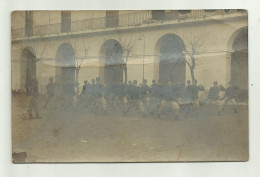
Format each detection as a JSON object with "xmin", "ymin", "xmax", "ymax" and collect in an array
[
  {"xmin": 56, "ymin": 43, "xmax": 76, "ymax": 95},
  {"xmin": 20, "ymin": 47, "xmax": 36, "ymax": 94},
  {"xmin": 231, "ymin": 28, "xmax": 248, "ymax": 90},
  {"xmin": 100, "ymin": 39, "xmax": 124, "ymax": 84},
  {"xmin": 155, "ymin": 34, "xmax": 186, "ymax": 84}
]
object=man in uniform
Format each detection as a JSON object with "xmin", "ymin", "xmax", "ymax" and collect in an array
[
  {"xmin": 139, "ymin": 79, "xmax": 150, "ymax": 114},
  {"xmin": 125, "ymin": 80, "xmax": 133, "ymax": 100},
  {"xmin": 174, "ymin": 82, "xmax": 185, "ymax": 104},
  {"xmin": 43, "ymin": 77, "xmax": 55, "ymax": 109},
  {"xmin": 87, "ymin": 79, "xmax": 96, "ymax": 111},
  {"xmin": 77, "ymin": 80, "xmax": 90, "ymax": 108},
  {"xmin": 219, "ymin": 81, "xmax": 239, "ymax": 115},
  {"xmin": 157, "ymin": 80, "xmax": 180, "ymax": 120},
  {"xmin": 207, "ymin": 81, "xmax": 225, "ymax": 102},
  {"xmin": 113, "ymin": 82, "xmax": 127, "ymax": 113},
  {"xmin": 148, "ymin": 80, "xmax": 161, "ymax": 114},
  {"xmin": 182, "ymin": 80, "xmax": 193, "ymax": 114},
  {"xmin": 186, "ymin": 79, "xmax": 205, "ymax": 117},
  {"xmin": 185, "ymin": 80, "xmax": 192, "ymax": 103},
  {"xmin": 202, "ymin": 81, "xmax": 225, "ymax": 114},
  {"xmin": 81, "ymin": 80, "xmax": 89, "ymax": 95},
  {"xmin": 27, "ymin": 76, "xmax": 40, "ymax": 119},
  {"xmin": 124, "ymin": 80, "xmax": 145, "ymax": 116},
  {"xmin": 95, "ymin": 77, "xmax": 107, "ymax": 114}
]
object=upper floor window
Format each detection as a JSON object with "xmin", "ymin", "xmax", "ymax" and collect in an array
[
  {"xmin": 25, "ymin": 11, "xmax": 33, "ymax": 37},
  {"xmin": 152, "ymin": 10, "xmax": 165, "ymax": 21},
  {"xmin": 61, "ymin": 11, "xmax": 71, "ymax": 33},
  {"xmin": 106, "ymin": 11, "xmax": 119, "ymax": 28}
]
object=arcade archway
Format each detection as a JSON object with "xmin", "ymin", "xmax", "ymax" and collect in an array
[
  {"xmin": 155, "ymin": 34, "xmax": 186, "ymax": 84},
  {"xmin": 231, "ymin": 28, "xmax": 248, "ymax": 90},
  {"xmin": 56, "ymin": 43, "xmax": 76, "ymax": 95},
  {"xmin": 100, "ymin": 39, "xmax": 124, "ymax": 84},
  {"xmin": 20, "ymin": 47, "xmax": 36, "ymax": 94}
]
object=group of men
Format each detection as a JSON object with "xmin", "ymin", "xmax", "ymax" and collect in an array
[
  {"xmin": 44, "ymin": 77, "xmax": 238, "ymax": 118},
  {"xmin": 30, "ymin": 75, "xmax": 241, "ymax": 119}
]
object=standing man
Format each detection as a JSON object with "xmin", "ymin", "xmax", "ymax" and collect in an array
[
  {"xmin": 27, "ymin": 76, "xmax": 40, "ymax": 119},
  {"xmin": 185, "ymin": 80, "xmax": 192, "ymax": 103},
  {"xmin": 188, "ymin": 80, "xmax": 205, "ymax": 117},
  {"xmin": 95, "ymin": 77, "xmax": 107, "ymax": 114},
  {"xmin": 219, "ymin": 82, "xmax": 239, "ymax": 115},
  {"xmin": 124, "ymin": 80, "xmax": 145, "ymax": 116},
  {"xmin": 157, "ymin": 80, "xmax": 180, "ymax": 120},
  {"xmin": 204, "ymin": 81, "xmax": 226, "ymax": 115},
  {"xmin": 207, "ymin": 81, "xmax": 225, "ymax": 102},
  {"xmin": 77, "ymin": 80, "xmax": 90, "ymax": 108},
  {"xmin": 183, "ymin": 80, "xmax": 193, "ymax": 116},
  {"xmin": 113, "ymin": 82, "xmax": 128, "ymax": 114},
  {"xmin": 43, "ymin": 77, "xmax": 55, "ymax": 109},
  {"xmin": 149, "ymin": 80, "xmax": 160, "ymax": 114},
  {"xmin": 88, "ymin": 79, "xmax": 96, "ymax": 110},
  {"xmin": 139, "ymin": 79, "xmax": 150, "ymax": 113},
  {"xmin": 81, "ymin": 80, "xmax": 89, "ymax": 95}
]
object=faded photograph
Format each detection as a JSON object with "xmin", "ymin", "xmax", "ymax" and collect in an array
[{"xmin": 11, "ymin": 10, "xmax": 248, "ymax": 162}]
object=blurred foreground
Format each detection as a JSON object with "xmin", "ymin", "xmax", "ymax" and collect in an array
[{"xmin": 12, "ymin": 94, "xmax": 248, "ymax": 162}]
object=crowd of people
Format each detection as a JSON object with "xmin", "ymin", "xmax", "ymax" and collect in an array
[{"xmin": 36, "ymin": 76, "xmax": 245, "ymax": 120}]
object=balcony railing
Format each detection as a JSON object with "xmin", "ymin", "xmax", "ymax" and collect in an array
[{"xmin": 11, "ymin": 10, "xmax": 247, "ymax": 39}]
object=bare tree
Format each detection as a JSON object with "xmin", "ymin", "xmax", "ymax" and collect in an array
[
  {"xmin": 119, "ymin": 36, "xmax": 136, "ymax": 84},
  {"xmin": 101, "ymin": 35, "xmax": 136, "ymax": 84},
  {"xmin": 34, "ymin": 41, "xmax": 47, "ymax": 63},
  {"xmin": 71, "ymin": 40, "xmax": 89, "ymax": 94},
  {"xmin": 183, "ymin": 30, "xmax": 209, "ymax": 82}
]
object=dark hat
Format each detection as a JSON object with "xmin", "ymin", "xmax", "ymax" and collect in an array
[
  {"xmin": 214, "ymin": 81, "xmax": 218, "ymax": 84},
  {"xmin": 84, "ymin": 80, "xmax": 88, "ymax": 83}
]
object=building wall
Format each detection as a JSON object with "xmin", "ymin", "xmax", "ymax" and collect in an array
[{"xmin": 11, "ymin": 10, "xmax": 248, "ymax": 94}]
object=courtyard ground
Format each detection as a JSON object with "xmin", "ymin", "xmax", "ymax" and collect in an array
[{"xmin": 12, "ymin": 94, "xmax": 248, "ymax": 162}]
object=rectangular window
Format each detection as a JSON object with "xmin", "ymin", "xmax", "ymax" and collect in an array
[
  {"xmin": 61, "ymin": 11, "xmax": 71, "ymax": 32},
  {"xmin": 25, "ymin": 11, "xmax": 33, "ymax": 37},
  {"xmin": 106, "ymin": 11, "xmax": 119, "ymax": 28},
  {"xmin": 151, "ymin": 10, "xmax": 165, "ymax": 21}
]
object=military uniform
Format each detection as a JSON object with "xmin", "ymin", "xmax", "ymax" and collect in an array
[
  {"xmin": 184, "ymin": 80, "xmax": 205, "ymax": 118},
  {"xmin": 87, "ymin": 79, "xmax": 96, "ymax": 110},
  {"xmin": 104, "ymin": 83, "xmax": 114, "ymax": 108},
  {"xmin": 219, "ymin": 83, "xmax": 239, "ymax": 114},
  {"xmin": 207, "ymin": 82, "xmax": 225, "ymax": 102},
  {"xmin": 203, "ymin": 81, "xmax": 226, "ymax": 115},
  {"xmin": 124, "ymin": 80, "xmax": 144, "ymax": 116},
  {"xmin": 27, "ymin": 78, "xmax": 40, "ymax": 119},
  {"xmin": 94, "ymin": 78, "xmax": 107, "ymax": 113},
  {"xmin": 148, "ymin": 80, "xmax": 161, "ymax": 114},
  {"xmin": 77, "ymin": 81, "xmax": 90, "ymax": 108},
  {"xmin": 158, "ymin": 82, "xmax": 180, "ymax": 119},
  {"xmin": 184, "ymin": 81, "xmax": 192, "ymax": 103},
  {"xmin": 43, "ymin": 77, "xmax": 55, "ymax": 108},
  {"xmin": 139, "ymin": 80, "xmax": 150, "ymax": 114},
  {"xmin": 112, "ymin": 83, "xmax": 128, "ymax": 113},
  {"xmin": 63, "ymin": 83, "xmax": 75, "ymax": 109},
  {"xmin": 190, "ymin": 82, "xmax": 205, "ymax": 108}
]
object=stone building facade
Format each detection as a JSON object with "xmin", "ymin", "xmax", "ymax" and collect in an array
[{"xmin": 11, "ymin": 10, "xmax": 248, "ymax": 94}]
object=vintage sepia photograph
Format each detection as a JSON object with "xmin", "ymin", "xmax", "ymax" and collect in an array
[{"xmin": 11, "ymin": 10, "xmax": 248, "ymax": 163}]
